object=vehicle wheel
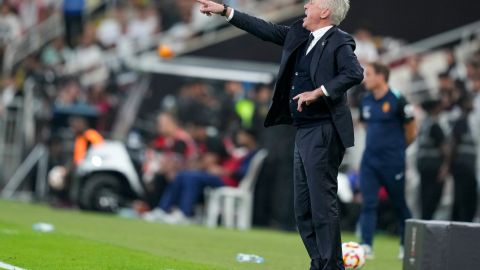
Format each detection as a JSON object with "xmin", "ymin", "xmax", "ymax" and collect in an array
[{"xmin": 80, "ymin": 174, "xmax": 124, "ymax": 212}]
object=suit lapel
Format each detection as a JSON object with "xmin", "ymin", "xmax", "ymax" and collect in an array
[
  {"xmin": 276, "ymin": 24, "xmax": 309, "ymax": 82},
  {"xmin": 309, "ymin": 26, "xmax": 337, "ymax": 84}
]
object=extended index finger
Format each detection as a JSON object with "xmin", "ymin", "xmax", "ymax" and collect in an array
[{"xmin": 195, "ymin": 0, "xmax": 209, "ymax": 4}]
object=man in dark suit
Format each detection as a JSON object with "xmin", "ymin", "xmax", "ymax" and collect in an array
[{"xmin": 196, "ymin": 1, "xmax": 363, "ymax": 269}]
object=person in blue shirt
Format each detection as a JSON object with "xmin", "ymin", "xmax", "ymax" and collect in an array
[
  {"xmin": 63, "ymin": 0, "xmax": 85, "ymax": 47},
  {"xmin": 358, "ymin": 62, "xmax": 416, "ymax": 260}
]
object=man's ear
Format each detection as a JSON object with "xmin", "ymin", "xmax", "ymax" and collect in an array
[{"xmin": 320, "ymin": 8, "xmax": 331, "ymax": 19}]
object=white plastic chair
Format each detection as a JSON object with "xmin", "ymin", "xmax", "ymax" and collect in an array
[{"xmin": 205, "ymin": 149, "xmax": 268, "ymax": 230}]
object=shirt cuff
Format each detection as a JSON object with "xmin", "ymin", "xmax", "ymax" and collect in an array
[
  {"xmin": 226, "ymin": 8, "xmax": 234, "ymax": 21},
  {"xmin": 321, "ymin": 85, "xmax": 329, "ymax": 96}
]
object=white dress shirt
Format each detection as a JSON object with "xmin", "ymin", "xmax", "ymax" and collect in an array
[
  {"xmin": 306, "ymin": 26, "xmax": 333, "ymax": 54},
  {"xmin": 227, "ymin": 9, "xmax": 331, "ymax": 96}
]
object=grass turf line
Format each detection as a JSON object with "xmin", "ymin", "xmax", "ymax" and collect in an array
[{"xmin": 0, "ymin": 200, "xmax": 402, "ymax": 269}]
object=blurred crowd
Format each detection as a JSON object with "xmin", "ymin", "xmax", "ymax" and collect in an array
[
  {"xmin": 345, "ymin": 33, "xmax": 480, "ymax": 228},
  {"xmin": 1, "ymin": 0, "xmax": 306, "ymax": 126},
  {"xmin": 0, "ymin": 0, "xmax": 60, "ymax": 44},
  {"xmin": 409, "ymin": 47, "xmax": 480, "ymax": 223}
]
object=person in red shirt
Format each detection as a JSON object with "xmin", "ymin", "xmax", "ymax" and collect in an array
[
  {"xmin": 143, "ymin": 112, "xmax": 197, "ymax": 182},
  {"xmin": 143, "ymin": 128, "xmax": 259, "ymax": 224},
  {"xmin": 142, "ymin": 113, "xmax": 198, "ymax": 208}
]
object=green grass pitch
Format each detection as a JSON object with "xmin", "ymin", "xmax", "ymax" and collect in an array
[{"xmin": 0, "ymin": 200, "xmax": 402, "ymax": 269}]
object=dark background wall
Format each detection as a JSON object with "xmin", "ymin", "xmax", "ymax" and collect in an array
[{"xmin": 342, "ymin": 0, "xmax": 479, "ymax": 42}]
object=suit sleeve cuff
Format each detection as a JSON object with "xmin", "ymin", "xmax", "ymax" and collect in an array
[
  {"xmin": 321, "ymin": 85, "xmax": 329, "ymax": 96},
  {"xmin": 226, "ymin": 8, "xmax": 235, "ymax": 21}
]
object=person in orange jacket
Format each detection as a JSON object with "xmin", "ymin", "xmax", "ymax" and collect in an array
[
  {"xmin": 70, "ymin": 116, "xmax": 104, "ymax": 165},
  {"xmin": 48, "ymin": 116, "xmax": 104, "ymax": 205}
]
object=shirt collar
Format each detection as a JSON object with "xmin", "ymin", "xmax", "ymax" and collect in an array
[{"xmin": 311, "ymin": 25, "xmax": 333, "ymax": 40}]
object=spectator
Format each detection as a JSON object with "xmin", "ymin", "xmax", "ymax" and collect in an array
[
  {"xmin": 0, "ymin": 2, "xmax": 22, "ymax": 45},
  {"xmin": 151, "ymin": 112, "xmax": 198, "ymax": 163},
  {"xmin": 187, "ymin": 119, "xmax": 225, "ymax": 157},
  {"xmin": 416, "ymin": 100, "xmax": 447, "ymax": 220},
  {"xmin": 47, "ymin": 115, "xmax": 104, "ymax": 206},
  {"xmin": 96, "ymin": 7, "xmax": 123, "ymax": 49},
  {"xmin": 465, "ymin": 59, "xmax": 480, "ymax": 84},
  {"xmin": 55, "ymin": 79, "xmax": 81, "ymax": 108},
  {"xmin": 471, "ymin": 75, "xmax": 480, "ymax": 115},
  {"xmin": 354, "ymin": 28, "xmax": 379, "ymax": 65},
  {"xmin": 407, "ymin": 55, "xmax": 430, "ymax": 104},
  {"xmin": 127, "ymin": 5, "xmax": 160, "ymax": 44},
  {"xmin": 41, "ymin": 36, "xmax": 73, "ymax": 68},
  {"xmin": 177, "ymin": 81, "xmax": 216, "ymax": 126},
  {"xmin": 217, "ymin": 81, "xmax": 243, "ymax": 132},
  {"xmin": 18, "ymin": 0, "xmax": 39, "ymax": 30},
  {"xmin": 143, "ymin": 112, "xmax": 197, "ymax": 185},
  {"xmin": 66, "ymin": 24, "xmax": 109, "ymax": 87},
  {"xmin": 88, "ymin": 84, "xmax": 112, "ymax": 131},
  {"xmin": 144, "ymin": 128, "xmax": 259, "ymax": 224},
  {"xmin": 63, "ymin": 0, "xmax": 85, "ymax": 47},
  {"xmin": 251, "ymin": 84, "xmax": 272, "ymax": 144},
  {"xmin": 438, "ymin": 72, "xmax": 455, "ymax": 90},
  {"xmin": 71, "ymin": 116, "xmax": 104, "ymax": 166},
  {"xmin": 438, "ymin": 86, "xmax": 462, "ymax": 134},
  {"xmin": 166, "ymin": 0, "xmax": 197, "ymax": 41},
  {"xmin": 444, "ymin": 49, "xmax": 462, "ymax": 81},
  {"xmin": 0, "ymin": 74, "xmax": 17, "ymax": 116},
  {"xmin": 445, "ymin": 94, "xmax": 478, "ymax": 222}
]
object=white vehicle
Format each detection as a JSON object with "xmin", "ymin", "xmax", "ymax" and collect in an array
[{"xmin": 70, "ymin": 140, "xmax": 146, "ymax": 212}]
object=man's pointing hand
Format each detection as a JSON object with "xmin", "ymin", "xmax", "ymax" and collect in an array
[{"xmin": 196, "ymin": 0, "xmax": 225, "ymax": 16}]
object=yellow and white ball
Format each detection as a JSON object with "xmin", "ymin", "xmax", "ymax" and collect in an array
[{"xmin": 342, "ymin": 242, "xmax": 366, "ymax": 269}]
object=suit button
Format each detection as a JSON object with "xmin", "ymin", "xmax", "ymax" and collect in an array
[
  {"xmin": 295, "ymin": 72, "xmax": 298, "ymax": 76},
  {"xmin": 291, "ymin": 86, "xmax": 295, "ymax": 90}
]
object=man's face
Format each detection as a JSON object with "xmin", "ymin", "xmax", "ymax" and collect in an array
[
  {"xmin": 303, "ymin": 0, "xmax": 330, "ymax": 31},
  {"xmin": 363, "ymin": 65, "xmax": 381, "ymax": 90}
]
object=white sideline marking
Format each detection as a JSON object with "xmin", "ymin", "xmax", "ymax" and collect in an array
[{"xmin": 0, "ymin": 261, "xmax": 26, "ymax": 270}]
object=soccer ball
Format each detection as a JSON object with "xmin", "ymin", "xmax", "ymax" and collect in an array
[
  {"xmin": 342, "ymin": 242, "xmax": 366, "ymax": 269},
  {"xmin": 48, "ymin": 166, "xmax": 67, "ymax": 190}
]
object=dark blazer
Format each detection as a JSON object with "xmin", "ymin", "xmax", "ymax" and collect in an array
[{"xmin": 229, "ymin": 11, "xmax": 364, "ymax": 148}]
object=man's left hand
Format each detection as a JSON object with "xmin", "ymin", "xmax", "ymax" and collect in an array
[{"xmin": 293, "ymin": 88, "xmax": 324, "ymax": 112}]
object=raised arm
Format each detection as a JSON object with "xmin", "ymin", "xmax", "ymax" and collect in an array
[{"xmin": 196, "ymin": 0, "xmax": 289, "ymax": 46}]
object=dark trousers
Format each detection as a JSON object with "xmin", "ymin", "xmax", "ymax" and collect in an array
[
  {"xmin": 64, "ymin": 13, "xmax": 84, "ymax": 47},
  {"xmin": 451, "ymin": 160, "xmax": 478, "ymax": 222},
  {"xmin": 293, "ymin": 123, "xmax": 345, "ymax": 270},
  {"xmin": 159, "ymin": 171, "xmax": 224, "ymax": 216},
  {"xmin": 417, "ymin": 159, "xmax": 444, "ymax": 220},
  {"xmin": 359, "ymin": 159, "xmax": 411, "ymax": 246}
]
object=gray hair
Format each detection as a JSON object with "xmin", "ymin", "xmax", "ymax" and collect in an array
[{"xmin": 320, "ymin": 0, "xmax": 350, "ymax": 25}]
